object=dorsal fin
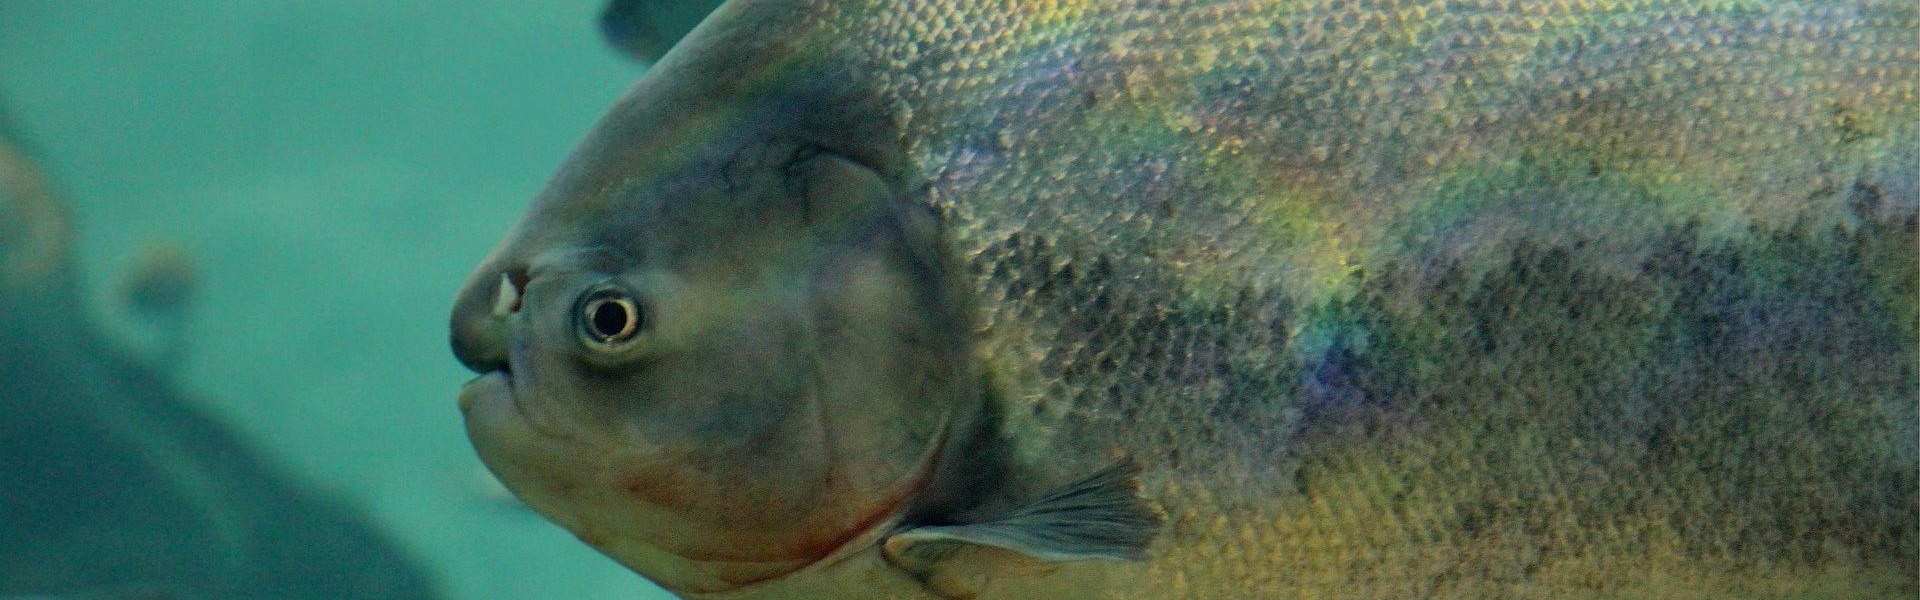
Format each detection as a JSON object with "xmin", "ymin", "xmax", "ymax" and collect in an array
[{"xmin": 598, "ymin": 0, "xmax": 730, "ymax": 63}]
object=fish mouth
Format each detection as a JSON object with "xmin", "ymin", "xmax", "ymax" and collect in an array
[
  {"xmin": 457, "ymin": 370, "xmax": 520, "ymax": 429},
  {"xmin": 458, "ymin": 336, "xmax": 581, "ymax": 444},
  {"xmin": 458, "ymin": 368, "xmax": 951, "ymax": 596}
]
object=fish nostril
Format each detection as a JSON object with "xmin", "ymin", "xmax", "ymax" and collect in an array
[
  {"xmin": 492, "ymin": 268, "xmax": 530, "ymax": 316},
  {"xmin": 510, "ymin": 268, "xmax": 530, "ymax": 309},
  {"xmin": 452, "ymin": 264, "xmax": 526, "ymax": 374}
]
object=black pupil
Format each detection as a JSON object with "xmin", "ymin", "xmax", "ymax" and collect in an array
[{"xmin": 591, "ymin": 299, "xmax": 631, "ymax": 339}]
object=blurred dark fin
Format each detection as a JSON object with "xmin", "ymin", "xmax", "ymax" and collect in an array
[
  {"xmin": 883, "ymin": 461, "xmax": 1161, "ymax": 599},
  {"xmin": 118, "ymin": 240, "xmax": 198, "ymax": 372},
  {"xmin": 599, "ymin": 0, "xmax": 666, "ymax": 62},
  {"xmin": 600, "ymin": 0, "xmax": 728, "ymax": 63},
  {"xmin": 121, "ymin": 240, "xmax": 197, "ymax": 321}
]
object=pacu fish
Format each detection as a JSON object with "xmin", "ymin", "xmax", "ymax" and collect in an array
[{"xmin": 449, "ymin": 0, "xmax": 1918, "ymax": 598}]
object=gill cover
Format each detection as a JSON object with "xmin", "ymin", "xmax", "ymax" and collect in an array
[{"xmin": 449, "ymin": 7, "xmax": 989, "ymax": 591}]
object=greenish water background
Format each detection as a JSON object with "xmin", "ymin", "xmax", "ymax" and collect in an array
[{"xmin": 0, "ymin": 2, "xmax": 673, "ymax": 598}]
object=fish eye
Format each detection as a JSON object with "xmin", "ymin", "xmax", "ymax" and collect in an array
[{"xmin": 577, "ymin": 287, "xmax": 644, "ymax": 348}]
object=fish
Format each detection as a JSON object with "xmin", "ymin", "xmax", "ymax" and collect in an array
[
  {"xmin": 448, "ymin": 0, "xmax": 1918, "ymax": 598},
  {"xmin": 0, "ymin": 110, "xmax": 444, "ymax": 600}
]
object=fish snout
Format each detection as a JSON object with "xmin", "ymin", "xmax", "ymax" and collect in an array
[{"xmin": 450, "ymin": 263, "xmax": 527, "ymax": 374}]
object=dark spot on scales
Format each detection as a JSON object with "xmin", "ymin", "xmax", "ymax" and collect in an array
[
  {"xmin": 547, "ymin": 476, "xmax": 580, "ymax": 497},
  {"xmin": 623, "ymin": 474, "xmax": 677, "ymax": 506}
]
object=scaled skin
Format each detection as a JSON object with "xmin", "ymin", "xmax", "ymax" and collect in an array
[{"xmin": 452, "ymin": 0, "xmax": 1917, "ymax": 598}]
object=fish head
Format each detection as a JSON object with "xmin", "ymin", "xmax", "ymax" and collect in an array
[{"xmin": 448, "ymin": 8, "xmax": 978, "ymax": 595}]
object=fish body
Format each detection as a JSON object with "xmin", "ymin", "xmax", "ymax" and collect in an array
[{"xmin": 450, "ymin": 1, "xmax": 1918, "ymax": 598}]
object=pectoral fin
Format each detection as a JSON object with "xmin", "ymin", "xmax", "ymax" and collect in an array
[{"xmin": 882, "ymin": 462, "xmax": 1161, "ymax": 599}]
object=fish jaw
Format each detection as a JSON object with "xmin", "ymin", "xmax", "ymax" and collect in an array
[{"xmin": 459, "ymin": 363, "xmax": 954, "ymax": 596}]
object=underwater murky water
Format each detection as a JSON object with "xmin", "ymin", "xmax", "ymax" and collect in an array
[{"xmin": 1, "ymin": 2, "xmax": 676, "ymax": 599}]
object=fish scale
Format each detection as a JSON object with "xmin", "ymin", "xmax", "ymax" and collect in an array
[{"xmin": 826, "ymin": 1, "xmax": 1916, "ymax": 597}]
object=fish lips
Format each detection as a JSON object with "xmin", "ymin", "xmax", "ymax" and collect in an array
[
  {"xmin": 457, "ymin": 369, "xmax": 551, "ymax": 493},
  {"xmin": 457, "ymin": 340, "xmax": 581, "ymax": 507},
  {"xmin": 457, "ymin": 358, "xmax": 600, "ymax": 534},
  {"xmin": 456, "ymin": 371, "xmax": 515, "ymax": 428},
  {"xmin": 459, "ymin": 334, "xmax": 577, "ymax": 441}
]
